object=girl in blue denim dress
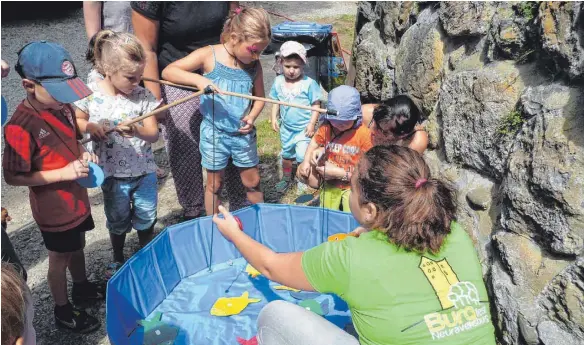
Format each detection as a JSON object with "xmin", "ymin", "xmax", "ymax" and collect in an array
[{"xmin": 162, "ymin": 7, "xmax": 271, "ymax": 215}]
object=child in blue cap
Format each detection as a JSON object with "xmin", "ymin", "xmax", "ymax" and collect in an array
[
  {"xmin": 297, "ymin": 85, "xmax": 373, "ymax": 211},
  {"xmin": 2, "ymin": 41, "xmax": 103, "ymax": 333}
]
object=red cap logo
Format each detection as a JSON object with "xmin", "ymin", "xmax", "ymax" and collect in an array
[{"xmin": 61, "ymin": 61, "xmax": 75, "ymax": 76}]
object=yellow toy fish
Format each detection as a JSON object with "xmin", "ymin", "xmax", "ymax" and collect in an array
[
  {"xmin": 328, "ymin": 233, "xmax": 356, "ymax": 242},
  {"xmin": 245, "ymin": 264, "xmax": 261, "ymax": 278},
  {"xmin": 274, "ymin": 285, "xmax": 301, "ymax": 292},
  {"xmin": 210, "ymin": 291, "xmax": 261, "ymax": 316}
]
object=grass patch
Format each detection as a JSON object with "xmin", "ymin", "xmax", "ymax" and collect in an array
[
  {"xmin": 307, "ymin": 14, "xmax": 357, "ymax": 51},
  {"xmin": 498, "ymin": 110, "xmax": 524, "ymax": 135},
  {"xmin": 515, "ymin": 2, "xmax": 538, "ymax": 21}
]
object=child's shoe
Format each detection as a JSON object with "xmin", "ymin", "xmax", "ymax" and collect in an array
[
  {"xmin": 105, "ymin": 262, "xmax": 124, "ymax": 280},
  {"xmin": 275, "ymin": 177, "xmax": 292, "ymax": 193},
  {"xmin": 55, "ymin": 303, "xmax": 101, "ymax": 334},
  {"xmin": 71, "ymin": 280, "xmax": 106, "ymax": 306}
]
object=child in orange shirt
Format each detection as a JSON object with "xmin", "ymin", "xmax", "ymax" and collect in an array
[{"xmin": 297, "ymin": 86, "xmax": 372, "ymax": 211}]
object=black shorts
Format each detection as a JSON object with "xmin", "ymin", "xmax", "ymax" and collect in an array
[{"xmin": 40, "ymin": 215, "xmax": 95, "ymax": 253}]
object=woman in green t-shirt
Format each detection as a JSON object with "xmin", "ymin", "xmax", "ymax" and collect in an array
[{"xmin": 213, "ymin": 145, "xmax": 496, "ymax": 345}]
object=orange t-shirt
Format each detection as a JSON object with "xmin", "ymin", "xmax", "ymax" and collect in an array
[{"xmin": 314, "ymin": 123, "xmax": 373, "ymax": 189}]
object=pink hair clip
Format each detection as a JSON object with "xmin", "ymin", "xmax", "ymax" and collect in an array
[
  {"xmin": 415, "ymin": 178, "xmax": 428, "ymax": 189},
  {"xmin": 235, "ymin": 7, "xmax": 242, "ymax": 14}
]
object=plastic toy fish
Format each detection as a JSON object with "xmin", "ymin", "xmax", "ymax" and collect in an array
[
  {"xmin": 299, "ymin": 299, "xmax": 329, "ymax": 316},
  {"xmin": 290, "ymin": 290, "xmax": 321, "ymax": 300},
  {"xmin": 138, "ymin": 312, "xmax": 179, "ymax": 345},
  {"xmin": 274, "ymin": 285, "xmax": 300, "ymax": 292},
  {"xmin": 236, "ymin": 336, "xmax": 258, "ymax": 345},
  {"xmin": 245, "ymin": 264, "xmax": 261, "ymax": 278},
  {"xmin": 328, "ymin": 233, "xmax": 356, "ymax": 242},
  {"xmin": 210, "ymin": 291, "xmax": 261, "ymax": 316}
]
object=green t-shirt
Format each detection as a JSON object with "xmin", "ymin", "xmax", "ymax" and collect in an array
[{"xmin": 302, "ymin": 222, "xmax": 496, "ymax": 345}]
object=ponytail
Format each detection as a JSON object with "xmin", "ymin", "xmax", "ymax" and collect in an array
[
  {"xmin": 356, "ymin": 145, "xmax": 456, "ymax": 253},
  {"xmin": 92, "ymin": 29, "xmax": 145, "ymax": 75}
]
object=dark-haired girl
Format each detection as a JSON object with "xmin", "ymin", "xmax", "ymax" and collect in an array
[{"xmin": 213, "ymin": 145, "xmax": 495, "ymax": 345}]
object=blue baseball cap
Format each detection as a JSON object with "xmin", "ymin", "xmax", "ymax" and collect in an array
[
  {"xmin": 326, "ymin": 85, "xmax": 362, "ymax": 123},
  {"xmin": 16, "ymin": 41, "xmax": 92, "ymax": 103}
]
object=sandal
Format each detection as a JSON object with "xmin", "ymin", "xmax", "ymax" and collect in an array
[{"xmin": 156, "ymin": 166, "xmax": 168, "ymax": 179}]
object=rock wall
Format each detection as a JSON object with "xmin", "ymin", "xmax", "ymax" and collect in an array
[{"xmin": 353, "ymin": 2, "xmax": 584, "ymax": 344}]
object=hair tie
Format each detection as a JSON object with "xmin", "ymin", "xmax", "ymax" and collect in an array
[
  {"xmin": 235, "ymin": 7, "xmax": 242, "ymax": 15},
  {"xmin": 415, "ymin": 178, "xmax": 428, "ymax": 189}
]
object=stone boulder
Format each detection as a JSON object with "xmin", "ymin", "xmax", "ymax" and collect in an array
[
  {"xmin": 502, "ymin": 84, "xmax": 584, "ymax": 256},
  {"xmin": 353, "ymin": 21, "xmax": 396, "ymax": 102},
  {"xmin": 439, "ymin": 2, "xmax": 495, "ymax": 37},
  {"xmin": 395, "ymin": 8, "xmax": 445, "ymax": 114},
  {"xmin": 377, "ymin": 1, "xmax": 417, "ymax": 44},
  {"xmin": 488, "ymin": 2, "xmax": 539, "ymax": 61},
  {"xmin": 439, "ymin": 61, "xmax": 533, "ymax": 180},
  {"xmin": 539, "ymin": 1, "xmax": 584, "ymax": 80}
]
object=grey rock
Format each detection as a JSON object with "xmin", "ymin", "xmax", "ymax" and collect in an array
[
  {"xmin": 491, "ymin": 260, "xmax": 521, "ymax": 345},
  {"xmin": 488, "ymin": 2, "xmax": 539, "ymax": 61},
  {"xmin": 41, "ymin": 293, "xmax": 50, "ymax": 300},
  {"xmin": 395, "ymin": 8, "xmax": 445, "ymax": 114},
  {"xmin": 538, "ymin": 320, "xmax": 583, "ymax": 345},
  {"xmin": 439, "ymin": 2, "xmax": 495, "ymax": 37},
  {"xmin": 466, "ymin": 187, "xmax": 491, "ymax": 210},
  {"xmin": 440, "ymin": 61, "xmax": 529, "ymax": 180},
  {"xmin": 539, "ymin": 257, "xmax": 584, "ymax": 341},
  {"xmin": 354, "ymin": 21, "xmax": 396, "ymax": 102},
  {"xmin": 355, "ymin": 1, "xmax": 379, "ymax": 35},
  {"xmin": 502, "ymin": 84, "xmax": 584, "ymax": 255},
  {"xmin": 378, "ymin": 1, "xmax": 417, "ymax": 44},
  {"xmin": 539, "ymin": 1, "xmax": 584, "ymax": 80}
]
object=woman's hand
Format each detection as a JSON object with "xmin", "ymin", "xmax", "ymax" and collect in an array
[
  {"xmin": 310, "ymin": 147, "xmax": 325, "ymax": 166},
  {"xmin": 297, "ymin": 161, "xmax": 311, "ymax": 179},
  {"xmin": 212, "ymin": 205, "xmax": 242, "ymax": 242},
  {"xmin": 349, "ymin": 226, "xmax": 369, "ymax": 238},
  {"xmin": 315, "ymin": 161, "xmax": 345, "ymax": 181}
]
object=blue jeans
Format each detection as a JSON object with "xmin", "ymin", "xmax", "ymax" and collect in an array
[
  {"xmin": 102, "ymin": 173, "xmax": 158, "ymax": 235},
  {"xmin": 257, "ymin": 300, "xmax": 359, "ymax": 345}
]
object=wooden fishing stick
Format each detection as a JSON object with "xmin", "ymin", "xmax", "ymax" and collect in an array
[
  {"xmin": 142, "ymin": 77, "xmax": 338, "ymax": 115},
  {"xmin": 80, "ymin": 88, "xmax": 207, "ymax": 144}
]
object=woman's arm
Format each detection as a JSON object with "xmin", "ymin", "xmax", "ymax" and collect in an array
[
  {"xmin": 132, "ymin": 9, "xmax": 162, "ymax": 100},
  {"xmin": 361, "ymin": 103, "xmax": 378, "ymax": 127},
  {"xmin": 213, "ymin": 206, "xmax": 315, "ymax": 291},
  {"xmin": 83, "ymin": 1, "xmax": 102, "ymax": 40},
  {"xmin": 409, "ymin": 129, "xmax": 429, "ymax": 154}
]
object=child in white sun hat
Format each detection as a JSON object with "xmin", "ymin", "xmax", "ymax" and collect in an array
[{"xmin": 269, "ymin": 41, "xmax": 322, "ymax": 193}]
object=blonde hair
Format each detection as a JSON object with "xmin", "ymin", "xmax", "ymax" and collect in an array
[
  {"xmin": 1, "ymin": 263, "xmax": 31, "ymax": 345},
  {"xmin": 221, "ymin": 7, "xmax": 272, "ymax": 44},
  {"xmin": 93, "ymin": 29, "xmax": 146, "ymax": 75}
]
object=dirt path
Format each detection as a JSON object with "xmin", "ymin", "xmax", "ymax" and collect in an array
[{"xmin": 1, "ymin": 2, "xmax": 356, "ymax": 344}]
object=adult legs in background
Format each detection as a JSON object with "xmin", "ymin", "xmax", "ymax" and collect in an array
[
  {"xmin": 257, "ymin": 300, "xmax": 359, "ymax": 345},
  {"xmin": 161, "ymin": 85, "xmax": 248, "ymax": 217}
]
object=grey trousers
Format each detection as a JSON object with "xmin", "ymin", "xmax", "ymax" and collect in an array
[{"xmin": 257, "ymin": 300, "xmax": 359, "ymax": 345}]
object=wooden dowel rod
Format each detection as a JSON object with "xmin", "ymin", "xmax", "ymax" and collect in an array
[
  {"xmin": 80, "ymin": 89, "xmax": 205, "ymax": 144},
  {"xmin": 142, "ymin": 77, "xmax": 334, "ymax": 114}
]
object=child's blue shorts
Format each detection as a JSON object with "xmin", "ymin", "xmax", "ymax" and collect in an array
[
  {"xmin": 101, "ymin": 172, "xmax": 158, "ymax": 235},
  {"xmin": 280, "ymin": 125, "xmax": 311, "ymax": 163},
  {"xmin": 200, "ymin": 120, "xmax": 259, "ymax": 170}
]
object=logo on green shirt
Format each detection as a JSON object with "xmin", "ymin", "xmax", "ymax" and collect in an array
[{"xmin": 404, "ymin": 257, "xmax": 491, "ymax": 341}]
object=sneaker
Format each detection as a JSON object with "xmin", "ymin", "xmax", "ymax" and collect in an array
[
  {"xmin": 105, "ymin": 262, "xmax": 124, "ymax": 280},
  {"xmin": 55, "ymin": 305, "xmax": 100, "ymax": 334},
  {"xmin": 275, "ymin": 178, "xmax": 291, "ymax": 193},
  {"xmin": 72, "ymin": 280, "xmax": 106, "ymax": 306}
]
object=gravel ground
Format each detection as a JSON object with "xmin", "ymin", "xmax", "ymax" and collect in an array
[{"xmin": 0, "ymin": 2, "xmax": 357, "ymax": 345}]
